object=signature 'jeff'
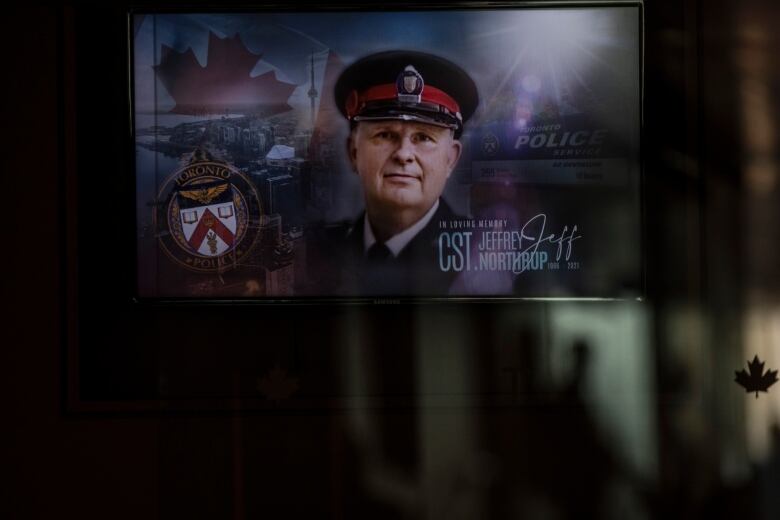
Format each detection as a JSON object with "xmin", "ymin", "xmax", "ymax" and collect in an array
[{"xmin": 476, "ymin": 213, "xmax": 581, "ymax": 261}]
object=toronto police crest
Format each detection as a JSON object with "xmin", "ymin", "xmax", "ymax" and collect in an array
[
  {"xmin": 396, "ymin": 65, "xmax": 424, "ymax": 102},
  {"xmin": 482, "ymin": 133, "xmax": 500, "ymax": 156},
  {"xmin": 156, "ymin": 157, "xmax": 261, "ymax": 272}
]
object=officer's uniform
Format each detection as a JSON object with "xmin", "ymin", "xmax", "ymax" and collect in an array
[{"xmin": 333, "ymin": 50, "xmax": 479, "ymax": 296}]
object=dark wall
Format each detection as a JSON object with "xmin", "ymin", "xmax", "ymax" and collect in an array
[{"xmin": 6, "ymin": 3, "xmax": 780, "ymax": 519}]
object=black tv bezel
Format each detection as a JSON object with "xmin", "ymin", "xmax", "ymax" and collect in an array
[{"xmin": 126, "ymin": 1, "xmax": 646, "ymax": 306}]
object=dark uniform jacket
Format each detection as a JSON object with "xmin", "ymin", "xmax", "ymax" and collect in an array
[{"xmin": 337, "ymin": 199, "xmax": 461, "ymax": 297}]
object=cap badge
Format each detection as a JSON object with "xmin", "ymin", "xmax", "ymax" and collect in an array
[{"xmin": 396, "ymin": 65, "xmax": 424, "ymax": 103}]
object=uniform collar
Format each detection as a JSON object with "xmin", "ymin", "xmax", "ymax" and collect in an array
[{"xmin": 363, "ymin": 199, "xmax": 440, "ymax": 257}]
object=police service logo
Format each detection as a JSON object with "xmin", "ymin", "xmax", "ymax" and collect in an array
[
  {"xmin": 396, "ymin": 65, "xmax": 424, "ymax": 102},
  {"xmin": 156, "ymin": 160, "xmax": 260, "ymax": 272},
  {"xmin": 482, "ymin": 133, "xmax": 500, "ymax": 156}
]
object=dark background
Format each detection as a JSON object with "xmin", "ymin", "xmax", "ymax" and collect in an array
[{"xmin": 6, "ymin": 2, "xmax": 780, "ymax": 518}]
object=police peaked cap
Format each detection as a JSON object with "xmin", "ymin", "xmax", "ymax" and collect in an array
[{"xmin": 335, "ymin": 50, "xmax": 478, "ymax": 138}]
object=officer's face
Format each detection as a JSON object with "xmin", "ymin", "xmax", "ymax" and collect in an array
[{"xmin": 349, "ymin": 120, "xmax": 462, "ymax": 217}]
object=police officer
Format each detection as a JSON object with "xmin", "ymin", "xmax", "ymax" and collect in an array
[{"xmin": 334, "ymin": 50, "xmax": 479, "ymax": 295}]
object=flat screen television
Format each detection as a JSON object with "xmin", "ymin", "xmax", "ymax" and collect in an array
[{"xmin": 132, "ymin": 3, "xmax": 643, "ymax": 301}]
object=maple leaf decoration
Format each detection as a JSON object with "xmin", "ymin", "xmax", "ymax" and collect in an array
[
  {"xmin": 735, "ymin": 355, "xmax": 778, "ymax": 398},
  {"xmin": 257, "ymin": 365, "xmax": 299, "ymax": 402},
  {"xmin": 154, "ymin": 32, "xmax": 297, "ymax": 117}
]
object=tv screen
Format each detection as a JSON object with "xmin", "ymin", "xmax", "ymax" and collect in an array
[{"xmin": 132, "ymin": 5, "xmax": 642, "ymax": 300}]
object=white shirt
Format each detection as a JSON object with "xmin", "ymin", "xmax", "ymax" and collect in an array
[{"xmin": 363, "ymin": 199, "xmax": 440, "ymax": 257}]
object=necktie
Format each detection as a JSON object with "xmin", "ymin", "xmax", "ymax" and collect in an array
[{"xmin": 366, "ymin": 242, "xmax": 392, "ymax": 264}]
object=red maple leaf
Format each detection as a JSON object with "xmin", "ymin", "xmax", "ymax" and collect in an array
[
  {"xmin": 735, "ymin": 355, "xmax": 778, "ymax": 398},
  {"xmin": 154, "ymin": 32, "xmax": 297, "ymax": 117}
]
